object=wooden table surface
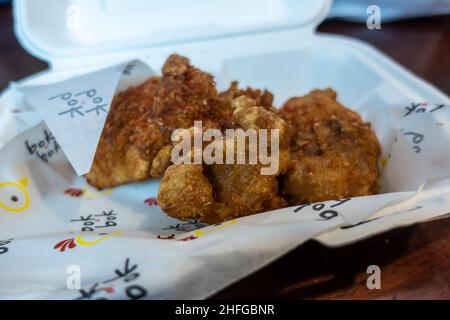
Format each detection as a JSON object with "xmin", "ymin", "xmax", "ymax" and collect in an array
[{"xmin": 1, "ymin": 5, "xmax": 450, "ymax": 300}]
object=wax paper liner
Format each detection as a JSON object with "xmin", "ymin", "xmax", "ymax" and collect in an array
[{"xmin": 1, "ymin": 61, "xmax": 450, "ymax": 299}]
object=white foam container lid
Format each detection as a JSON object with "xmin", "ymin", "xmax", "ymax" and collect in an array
[
  {"xmin": 10, "ymin": 0, "xmax": 448, "ymax": 103},
  {"xmin": 3, "ymin": 0, "xmax": 450, "ymax": 246},
  {"xmin": 14, "ymin": 0, "xmax": 329, "ymax": 64}
]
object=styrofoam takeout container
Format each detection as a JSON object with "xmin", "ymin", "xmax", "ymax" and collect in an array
[{"xmin": 1, "ymin": 0, "xmax": 450, "ymax": 299}]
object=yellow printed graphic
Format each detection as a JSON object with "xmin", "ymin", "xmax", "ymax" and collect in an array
[
  {"xmin": 0, "ymin": 177, "xmax": 30, "ymax": 213},
  {"xmin": 194, "ymin": 219, "xmax": 237, "ymax": 237},
  {"xmin": 75, "ymin": 231, "xmax": 122, "ymax": 246},
  {"xmin": 380, "ymin": 156, "xmax": 388, "ymax": 168},
  {"xmin": 82, "ymin": 186, "xmax": 113, "ymax": 199}
]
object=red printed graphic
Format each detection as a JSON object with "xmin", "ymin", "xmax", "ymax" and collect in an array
[
  {"xmin": 53, "ymin": 231, "xmax": 122, "ymax": 253},
  {"xmin": 64, "ymin": 188, "xmax": 85, "ymax": 197},
  {"xmin": 54, "ymin": 238, "xmax": 77, "ymax": 252},
  {"xmin": 177, "ymin": 235, "xmax": 198, "ymax": 242},
  {"xmin": 144, "ymin": 197, "xmax": 158, "ymax": 206}
]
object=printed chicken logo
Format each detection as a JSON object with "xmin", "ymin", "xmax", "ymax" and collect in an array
[
  {"xmin": 54, "ymin": 231, "xmax": 122, "ymax": 252},
  {"xmin": 0, "ymin": 178, "xmax": 30, "ymax": 213}
]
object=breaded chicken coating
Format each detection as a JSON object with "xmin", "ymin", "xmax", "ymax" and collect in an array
[
  {"xmin": 220, "ymin": 81, "xmax": 275, "ymax": 111},
  {"xmin": 152, "ymin": 54, "xmax": 232, "ymax": 134},
  {"xmin": 158, "ymin": 96, "xmax": 290, "ymax": 224},
  {"xmin": 86, "ymin": 77, "xmax": 163, "ymax": 189},
  {"xmin": 86, "ymin": 54, "xmax": 232, "ymax": 188},
  {"xmin": 87, "ymin": 53, "xmax": 381, "ymax": 224},
  {"xmin": 280, "ymin": 88, "xmax": 381, "ymax": 205}
]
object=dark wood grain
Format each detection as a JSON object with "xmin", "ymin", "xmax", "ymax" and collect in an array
[
  {"xmin": 0, "ymin": 6, "xmax": 48, "ymax": 91},
  {"xmin": 1, "ymin": 5, "xmax": 449, "ymax": 300},
  {"xmin": 318, "ymin": 16, "xmax": 450, "ymax": 95},
  {"xmin": 212, "ymin": 218, "xmax": 450, "ymax": 300}
]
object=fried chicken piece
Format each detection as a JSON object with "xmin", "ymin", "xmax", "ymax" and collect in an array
[
  {"xmin": 86, "ymin": 77, "xmax": 163, "ymax": 189},
  {"xmin": 220, "ymin": 81, "xmax": 275, "ymax": 111},
  {"xmin": 152, "ymin": 54, "xmax": 232, "ymax": 134},
  {"xmin": 149, "ymin": 77, "xmax": 284, "ymax": 180},
  {"xmin": 149, "ymin": 54, "xmax": 233, "ymax": 178},
  {"xmin": 149, "ymin": 145, "xmax": 173, "ymax": 178},
  {"xmin": 158, "ymin": 164, "xmax": 215, "ymax": 220},
  {"xmin": 280, "ymin": 88, "xmax": 381, "ymax": 205},
  {"xmin": 231, "ymin": 96, "xmax": 291, "ymax": 175},
  {"xmin": 86, "ymin": 54, "xmax": 233, "ymax": 188},
  {"xmin": 158, "ymin": 96, "xmax": 289, "ymax": 224}
]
